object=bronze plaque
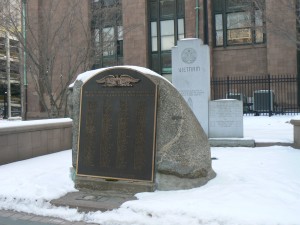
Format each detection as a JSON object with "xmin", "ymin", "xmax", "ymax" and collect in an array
[{"xmin": 77, "ymin": 68, "xmax": 157, "ymax": 182}]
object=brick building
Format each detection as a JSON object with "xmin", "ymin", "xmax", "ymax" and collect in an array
[
  {"xmin": 0, "ymin": 0, "xmax": 22, "ymax": 118},
  {"xmin": 23, "ymin": 0, "xmax": 298, "ymax": 118},
  {"xmin": 92, "ymin": 0, "xmax": 297, "ymax": 79},
  {"xmin": 24, "ymin": 0, "xmax": 90, "ymax": 118}
]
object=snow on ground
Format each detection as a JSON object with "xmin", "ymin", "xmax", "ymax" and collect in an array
[
  {"xmin": 243, "ymin": 115, "xmax": 293, "ymax": 143},
  {"xmin": 0, "ymin": 115, "xmax": 299, "ymax": 225}
]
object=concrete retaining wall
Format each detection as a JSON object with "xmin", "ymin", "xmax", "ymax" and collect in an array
[
  {"xmin": 290, "ymin": 118, "xmax": 300, "ymax": 149},
  {"xmin": 0, "ymin": 118, "xmax": 72, "ymax": 165}
]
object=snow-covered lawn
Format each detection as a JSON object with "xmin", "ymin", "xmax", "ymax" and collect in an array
[
  {"xmin": 0, "ymin": 115, "xmax": 299, "ymax": 225},
  {"xmin": 244, "ymin": 115, "xmax": 293, "ymax": 143}
]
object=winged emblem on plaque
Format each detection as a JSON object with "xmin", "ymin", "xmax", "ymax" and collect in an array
[{"xmin": 96, "ymin": 75, "xmax": 140, "ymax": 87}]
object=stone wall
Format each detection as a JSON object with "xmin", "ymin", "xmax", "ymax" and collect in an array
[{"xmin": 0, "ymin": 119, "xmax": 72, "ymax": 165}]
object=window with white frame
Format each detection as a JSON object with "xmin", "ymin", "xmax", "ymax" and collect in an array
[
  {"xmin": 91, "ymin": 0, "xmax": 123, "ymax": 68},
  {"xmin": 149, "ymin": 0, "xmax": 185, "ymax": 75}
]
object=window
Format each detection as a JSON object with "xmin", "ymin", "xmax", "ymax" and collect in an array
[
  {"xmin": 149, "ymin": 0, "xmax": 185, "ymax": 75},
  {"xmin": 160, "ymin": 20, "xmax": 175, "ymax": 50},
  {"xmin": 215, "ymin": 14, "xmax": 223, "ymax": 46},
  {"xmin": 213, "ymin": 0, "xmax": 265, "ymax": 47},
  {"xmin": 101, "ymin": 27, "xmax": 114, "ymax": 56},
  {"xmin": 91, "ymin": 0, "xmax": 123, "ymax": 68},
  {"xmin": 227, "ymin": 11, "xmax": 252, "ymax": 45}
]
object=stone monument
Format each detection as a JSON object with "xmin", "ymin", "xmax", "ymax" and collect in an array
[
  {"xmin": 209, "ymin": 99, "xmax": 244, "ymax": 138},
  {"xmin": 69, "ymin": 66, "xmax": 215, "ymax": 192},
  {"xmin": 172, "ymin": 38, "xmax": 210, "ymax": 135}
]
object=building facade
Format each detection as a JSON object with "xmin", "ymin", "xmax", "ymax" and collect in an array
[
  {"xmin": 0, "ymin": 0, "xmax": 22, "ymax": 118},
  {"xmin": 23, "ymin": 0, "xmax": 298, "ymax": 118},
  {"xmin": 126, "ymin": 0, "xmax": 297, "ymax": 78},
  {"xmin": 24, "ymin": 0, "xmax": 90, "ymax": 118},
  {"xmin": 90, "ymin": 0, "xmax": 297, "ymax": 80}
]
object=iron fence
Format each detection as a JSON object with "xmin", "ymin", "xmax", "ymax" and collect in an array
[
  {"xmin": 211, "ymin": 74, "xmax": 300, "ymax": 116},
  {"xmin": 1, "ymin": 74, "xmax": 299, "ymax": 118}
]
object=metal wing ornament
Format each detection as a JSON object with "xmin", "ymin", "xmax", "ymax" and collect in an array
[
  {"xmin": 96, "ymin": 75, "xmax": 118, "ymax": 87},
  {"xmin": 118, "ymin": 75, "xmax": 140, "ymax": 86},
  {"xmin": 96, "ymin": 75, "xmax": 140, "ymax": 87}
]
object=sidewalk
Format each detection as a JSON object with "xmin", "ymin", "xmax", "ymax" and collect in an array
[{"xmin": 0, "ymin": 210, "xmax": 98, "ymax": 225}]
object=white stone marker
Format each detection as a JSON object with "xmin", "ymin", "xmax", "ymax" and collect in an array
[
  {"xmin": 209, "ymin": 99, "xmax": 244, "ymax": 138},
  {"xmin": 172, "ymin": 38, "xmax": 210, "ymax": 134}
]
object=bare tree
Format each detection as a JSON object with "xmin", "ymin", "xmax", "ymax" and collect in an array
[
  {"xmin": 90, "ymin": 0, "xmax": 139, "ymax": 68},
  {"xmin": 0, "ymin": 0, "xmax": 140, "ymax": 118},
  {"xmin": 90, "ymin": 0, "xmax": 123, "ymax": 68},
  {"xmin": 0, "ymin": 0, "xmax": 92, "ymax": 118},
  {"xmin": 233, "ymin": 0, "xmax": 299, "ymax": 48},
  {"xmin": 247, "ymin": 0, "xmax": 299, "ymax": 48}
]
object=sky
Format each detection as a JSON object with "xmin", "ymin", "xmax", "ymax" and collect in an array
[{"xmin": 0, "ymin": 115, "xmax": 299, "ymax": 225}]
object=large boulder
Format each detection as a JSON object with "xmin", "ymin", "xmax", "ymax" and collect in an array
[{"xmin": 69, "ymin": 66, "xmax": 215, "ymax": 191}]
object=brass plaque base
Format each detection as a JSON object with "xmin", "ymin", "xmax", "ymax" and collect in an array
[{"xmin": 75, "ymin": 175, "xmax": 156, "ymax": 194}]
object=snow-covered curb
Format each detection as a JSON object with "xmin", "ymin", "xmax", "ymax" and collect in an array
[{"xmin": 0, "ymin": 118, "xmax": 72, "ymax": 129}]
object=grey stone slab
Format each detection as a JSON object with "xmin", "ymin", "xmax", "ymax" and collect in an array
[
  {"xmin": 71, "ymin": 222, "xmax": 88, "ymax": 225},
  {"xmin": 0, "ymin": 210, "xmax": 84, "ymax": 225},
  {"xmin": 75, "ymin": 176, "xmax": 155, "ymax": 193},
  {"xmin": 290, "ymin": 118, "xmax": 300, "ymax": 149},
  {"xmin": 29, "ymin": 216, "xmax": 43, "ymax": 222},
  {"xmin": 62, "ymin": 128, "xmax": 72, "ymax": 150},
  {"xmin": 31, "ymin": 131, "xmax": 48, "ymax": 156},
  {"xmin": 0, "ymin": 145, "xmax": 18, "ymax": 165},
  {"xmin": 7, "ymin": 134, "xmax": 18, "ymax": 147},
  {"xmin": 255, "ymin": 142, "xmax": 292, "ymax": 147},
  {"xmin": 17, "ymin": 132, "xmax": 33, "ymax": 159},
  {"xmin": 51, "ymin": 191, "xmax": 137, "ymax": 212},
  {"xmin": 209, "ymin": 99, "xmax": 244, "ymax": 138},
  {"xmin": 10, "ymin": 211, "xmax": 25, "ymax": 219},
  {"xmin": 19, "ymin": 215, "xmax": 34, "ymax": 220},
  {"xmin": 0, "ymin": 135, "xmax": 8, "ymax": 146},
  {"xmin": 39, "ymin": 217, "xmax": 58, "ymax": 224},
  {"xmin": 0, "ymin": 210, "xmax": 15, "ymax": 217},
  {"xmin": 0, "ymin": 215, "xmax": 58, "ymax": 225},
  {"xmin": 209, "ymin": 138, "xmax": 255, "ymax": 147},
  {"xmin": 47, "ymin": 218, "xmax": 66, "ymax": 224}
]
